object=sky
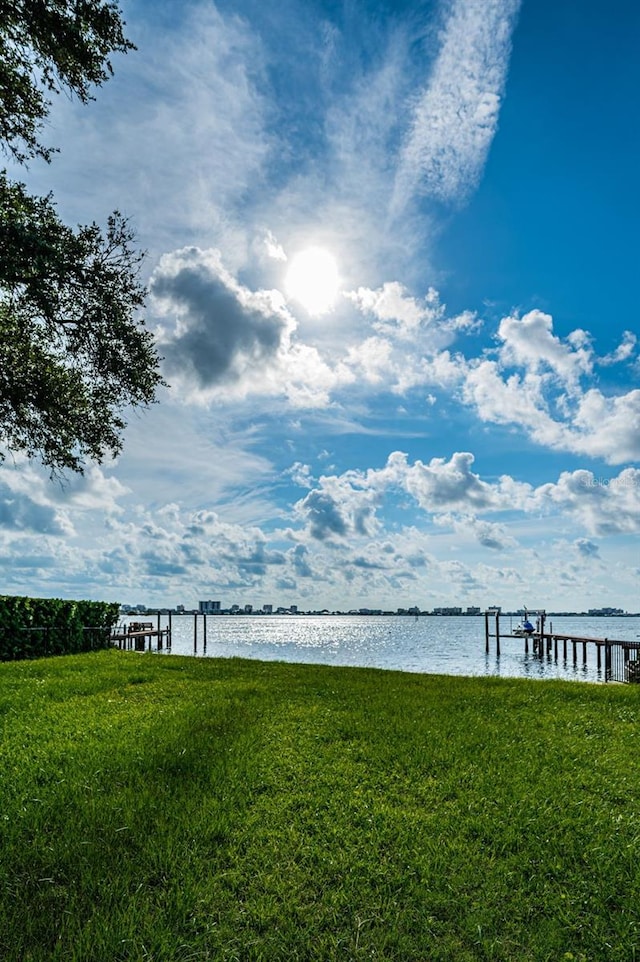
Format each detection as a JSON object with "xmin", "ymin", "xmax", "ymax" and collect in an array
[{"xmin": 2, "ymin": 0, "xmax": 639, "ymax": 613}]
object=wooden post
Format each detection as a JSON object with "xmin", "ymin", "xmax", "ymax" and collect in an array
[
  {"xmin": 194, "ymin": 613, "xmax": 198, "ymax": 654},
  {"xmin": 605, "ymin": 640, "xmax": 610, "ymax": 681},
  {"xmin": 156, "ymin": 610, "xmax": 162, "ymax": 650},
  {"xmin": 563, "ymin": 637, "xmax": 567, "ymax": 660},
  {"xmin": 572, "ymin": 640, "xmax": 577, "ymax": 664},
  {"xmin": 582, "ymin": 641, "xmax": 587, "ymax": 665},
  {"xmin": 495, "ymin": 612, "xmax": 500, "ymax": 658},
  {"xmin": 597, "ymin": 643, "xmax": 602, "ymax": 671},
  {"xmin": 624, "ymin": 644, "xmax": 629, "ymax": 677},
  {"xmin": 203, "ymin": 613, "xmax": 207, "ymax": 653},
  {"xmin": 485, "ymin": 612, "xmax": 489, "ymax": 655},
  {"xmin": 168, "ymin": 610, "xmax": 172, "ymax": 649},
  {"xmin": 524, "ymin": 633, "xmax": 529, "ymax": 654},
  {"xmin": 554, "ymin": 636, "xmax": 558, "ymax": 660}
]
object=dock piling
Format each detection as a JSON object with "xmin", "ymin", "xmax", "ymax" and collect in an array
[{"xmin": 483, "ymin": 611, "xmax": 635, "ymax": 683}]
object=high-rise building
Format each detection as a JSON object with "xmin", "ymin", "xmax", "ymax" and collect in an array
[{"xmin": 199, "ymin": 600, "xmax": 221, "ymax": 614}]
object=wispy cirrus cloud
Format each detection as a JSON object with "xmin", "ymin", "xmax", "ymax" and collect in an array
[
  {"xmin": 391, "ymin": 0, "xmax": 522, "ymax": 214},
  {"xmin": 5, "ymin": 2, "xmax": 272, "ymax": 261}
]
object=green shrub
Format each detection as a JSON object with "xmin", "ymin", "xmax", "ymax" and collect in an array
[{"xmin": 0, "ymin": 595, "xmax": 119, "ymax": 660}]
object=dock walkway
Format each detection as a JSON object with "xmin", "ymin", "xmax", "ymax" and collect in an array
[
  {"xmin": 111, "ymin": 621, "xmax": 172, "ymax": 652},
  {"xmin": 485, "ymin": 609, "xmax": 640, "ymax": 682}
]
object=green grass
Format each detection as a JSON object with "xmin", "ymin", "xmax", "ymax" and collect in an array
[{"xmin": 1, "ymin": 651, "xmax": 640, "ymax": 961}]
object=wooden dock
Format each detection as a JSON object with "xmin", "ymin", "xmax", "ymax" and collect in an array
[
  {"xmin": 484, "ymin": 609, "xmax": 640, "ymax": 682},
  {"xmin": 111, "ymin": 621, "xmax": 172, "ymax": 652}
]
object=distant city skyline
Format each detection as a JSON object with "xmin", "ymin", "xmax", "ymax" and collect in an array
[
  {"xmin": 119, "ymin": 601, "xmax": 636, "ymax": 617},
  {"xmin": 2, "ymin": 0, "xmax": 639, "ymax": 612}
]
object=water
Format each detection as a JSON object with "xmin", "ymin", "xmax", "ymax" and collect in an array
[{"xmin": 120, "ymin": 614, "xmax": 640, "ymax": 683}]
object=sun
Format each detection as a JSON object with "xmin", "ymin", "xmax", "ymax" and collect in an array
[{"xmin": 284, "ymin": 247, "xmax": 340, "ymax": 315}]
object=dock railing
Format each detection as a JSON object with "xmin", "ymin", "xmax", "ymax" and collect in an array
[
  {"xmin": 111, "ymin": 618, "xmax": 172, "ymax": 652},
  {"xmin": 484, "ymin": 610, "xmax": 640, "ymax": 683}
]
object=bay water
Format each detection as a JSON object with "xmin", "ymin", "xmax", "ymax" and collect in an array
[{"xmin": 123, "ymin": 614, "xmax": 640, "ymax": 684}]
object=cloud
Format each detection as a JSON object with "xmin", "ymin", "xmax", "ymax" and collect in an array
[
  {"xmin": 5, "ymin": 2, "xmax": 272, "ymax": 264},
  {"xmin": 297, "ymin": 490, "xmax": 349, "ymax": 540},
  {"xmin": 497, "ymin": 310, "xmax": 593, "ymax": 389},
  {"xmin": 575, "ymin": 538, "xmax": 600, "ymax": 559},
  {"xmin": 294, "ymin": 476, "xmax": 381, "ymax": 542},
  {"xmin": 435, "ymin": 513, "xmax": 518, "ymax": 550},
  {"xmin": 0, "ymin": 460, "xmax": 129, "ymax": 539},
  {"xmin": 531, "ymin": 468, "xmax": 640, "ymax": 536},
  {"xmin": 262, "ymin": 230, "xmax": 287, "ymax": 262},
  {"xmin": 290, "ymin": 452, "xmax": 640, "ymax": 555},
  {"xmin": 348, "ymin": 282, "xmax": 449, "ymax": 342},
  {"xmin": 100, "ymin": 506, "xmax": 294, "ymax": 594},
  {"xmin": 464, "ymin": 361, "xmax": 640, "ymax": 463},
  {"xmin": 116, "ymin": 405, "xmax": 279, "ymax": 525},
  {"xmin": 0, "ymin": 438, "xmax": 637, "ymax": 607},
  {"xmin": 152, "ymin": 247, "xmax": 296, "ymax": 400},
  {"xmin": 0, "ymin": 482, "xmax": 69, "ymax": 536},
  {"xmin": 48, "ymin": 466, "xmax": 130, "ymax": 514},
  {"xmin": 462, "ymin": 358, "xmax": 549, "ymax": 430},
  {"xmin": 285, "ymin": 462, "xmax": 314, "ymax": 489},
  {"xmin": 290, "ymin": 543, "xmax": 313, "ymax": 578},
  {"xmin": 598, "ymin": 330, "xmax": 637, "ymax": 366},
  {"xmin": 291, "ymin": 451, "xmax": 503, "ymax": 549},
  {"xmin": 152, "ymin": 245, "xmax": 484, "ymax": 408},
  {"xmin": 391, "ymin": 0, "xmax": 522, "ymax": 212},
  {"xmin": 390, "ymin": 451, "xmax": 497, "ymax": 511},
  {"xmin": 460, "ymin": 310, "xmax": 640, "ymax": 464},
  {"xmin": 567, "ymin": 390, "xmax": 640, "ymax": 463},
  {"xmin": 152, "ymin": 248, "xmax": 638, "ymax": 468},
  {"xmin": 341, "ymin": 284, "xmax": 475, "ymax": 394}
]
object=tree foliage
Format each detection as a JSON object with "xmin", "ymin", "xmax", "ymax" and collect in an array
[
  {"xmin": 0, "ymin": 2, "xmax": 164, "ymax": 473},
  {"xmin": 0, "ymin": 173, "xmax": 163, "ymax": 472},
  {"xmin": 0, "ymin": 0, "xmax": 135, "ymax": 164}
]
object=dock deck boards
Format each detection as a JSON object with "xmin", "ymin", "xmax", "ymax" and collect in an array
[{"xmin": 111, "ymin": 622, "xmax": 172, "ymax": 651}]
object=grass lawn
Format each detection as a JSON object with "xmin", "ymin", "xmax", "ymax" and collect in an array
[{"xmin": 1, "ymin": 650, "xmax": 640, "ymax": 961}]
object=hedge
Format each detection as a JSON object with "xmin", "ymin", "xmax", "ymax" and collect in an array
[{"xmin": 0, "ymin": 596, "xmax": 120, "ymax": 661}]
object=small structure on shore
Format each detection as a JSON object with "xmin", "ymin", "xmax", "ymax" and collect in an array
[{"xmin": 111, "ymin": 619, "xmax": 171, "ymax": 652}]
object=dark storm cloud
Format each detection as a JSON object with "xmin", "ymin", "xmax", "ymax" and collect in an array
[{"xmin": 152, "ymin": 249, "xmax": 290, "ymax": 390}]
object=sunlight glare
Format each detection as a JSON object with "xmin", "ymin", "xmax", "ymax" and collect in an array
[{"xmin": 284, "ymin": 247, "xmax": 340, "ymax": 315}]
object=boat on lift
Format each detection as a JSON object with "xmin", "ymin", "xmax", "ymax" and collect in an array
[{"xmin": 513, "ymin": 610, "xmax": 535, "ymax": 637}]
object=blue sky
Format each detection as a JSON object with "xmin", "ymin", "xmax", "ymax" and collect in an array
[{"xmin": 2, "ymin": 0, "xmax": 639, "ymax": 612}]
